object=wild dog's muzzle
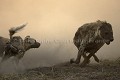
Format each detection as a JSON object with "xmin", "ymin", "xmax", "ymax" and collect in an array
[{"xmin": 31, "ymin": 42, "xmax": 40, "ymax": 48}]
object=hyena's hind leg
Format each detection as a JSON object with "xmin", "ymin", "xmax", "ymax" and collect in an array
[
  {"xmin": 93, "ymin": 54, "xmax": 99, "ymax": 63},
  {"xmin": 83, "ymin": 53, "xmax": 99, "ymax": 63}
]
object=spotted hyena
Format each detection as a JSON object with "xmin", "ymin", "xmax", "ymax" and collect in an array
[{"xmin": 70, "ymin": 20, "xmax": 114, "ymax": 67}]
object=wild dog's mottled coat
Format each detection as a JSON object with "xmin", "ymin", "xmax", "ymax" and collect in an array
[{"xmin": 0, "ymin": 24, "xmax": 40, "ymax": 64}]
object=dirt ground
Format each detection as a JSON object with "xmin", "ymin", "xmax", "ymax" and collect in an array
[{"xmin": 0, "ymin": 59, "xmax": 120, "ymax": 80}]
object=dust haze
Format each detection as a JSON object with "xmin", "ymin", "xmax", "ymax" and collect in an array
[{"xmin": 0, "ymin": 0, "xmax": 120, "ymax": 69}]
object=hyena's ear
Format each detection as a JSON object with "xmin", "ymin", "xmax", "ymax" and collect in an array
[
  {"xmin": 97, "ymin": 20, "xmax": 105, "ymax": 30},
  {"xmin": 95, "ymin": 20, "xmax": 104, "ymax": 37}
]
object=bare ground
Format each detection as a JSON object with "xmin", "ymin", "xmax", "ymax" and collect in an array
[{"xmin": 0, "ymin": 59, "xmax": 120, "ymax": 80}]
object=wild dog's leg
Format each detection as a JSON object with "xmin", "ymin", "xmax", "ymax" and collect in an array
[
  {"xmin": 14, "ymin": 52, "xmax": 25, "ymax": 65},
  {"xmin": 13, "ymin": 57, "xmax": 19, "ymax": 65},
  {"xmin": 1, "ymin": 43, "xmax": 13, "ymax": 63},
  {"xmin": 70, "ymin": 40, "xmax": 86, "ymax": 64},
  {"xmin": 1, "ymin": 51, "xmax": 11, "ymax": 63},
  {"xmin": 1, "ymin": 56, "xmax": 10, "ymax": 63},
  {"xmin": 13, "ymin": 53, "xmax": 23, "ymax": 71}
]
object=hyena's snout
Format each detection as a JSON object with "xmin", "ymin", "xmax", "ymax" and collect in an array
[{"xmin": 110, "ymin": 38, "xmax": 114, "ymax": 42}]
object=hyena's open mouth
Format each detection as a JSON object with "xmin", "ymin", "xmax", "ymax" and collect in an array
[{"xmin": 105, "ymin": 39, "xmax": 114, "ymax": 45}]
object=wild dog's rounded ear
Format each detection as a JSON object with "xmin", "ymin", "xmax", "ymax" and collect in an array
[
  {"xmin": 26, "ymin": 36, "xmax": 30, "ymax": 38},
  {"xmin": 25, "ymin": 36, "xmax": 30, "ymax": 39},
  {"xmin": 104, "ymin": 20, "xmax": 107, "ymax": 23},
  {"xmin": 24, "ymin": 36, "xmax": 30, "ymax": 42}
]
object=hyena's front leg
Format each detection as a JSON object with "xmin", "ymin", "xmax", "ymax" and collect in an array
[
  {"xmin": 80, "ymin": 52, "xmax": 96, "ymax": 67},
  {"xmin": 70, "ymin": 41, "xmax": 86, "ymax": 64},
  {"xmin": 82, "ymin": 53, "xmax": 90, "ymax": 64},
  {"xmin": 83, "ymin": 53, "xmax": 99, "ymax": 63}
]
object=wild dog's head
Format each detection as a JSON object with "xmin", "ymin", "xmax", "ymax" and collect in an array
[
  {"xmin": 98, "ymin": 21, "xmax": 114, "ymax": 45},
  {"xmin": 24, "ymin": 36, "xmax": 40, "ymax": 51}
]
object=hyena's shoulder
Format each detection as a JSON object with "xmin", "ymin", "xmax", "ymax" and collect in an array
[
  {"xmin": 76, "ymin": 21, "xmax": 101, "ymax": 38},
  {"xmin": 73, "ymin": 20, "xmax": 104, "ymax": 44}
]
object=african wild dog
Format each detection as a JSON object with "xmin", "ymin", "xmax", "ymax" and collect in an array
[{"xmin": 0, "ymin": 24, "xmax": 40, "ymax": 64}]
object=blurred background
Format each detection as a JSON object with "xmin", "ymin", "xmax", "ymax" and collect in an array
[{"xmin": 0, "ymin": 0, "xmax": 120, "ymax": 68}]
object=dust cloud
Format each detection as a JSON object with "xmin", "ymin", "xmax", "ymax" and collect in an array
[{"xmin": 0, "ymin": 0, "xmax": 120, "ymax": 69}]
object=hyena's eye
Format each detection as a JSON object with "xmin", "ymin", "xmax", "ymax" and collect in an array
[{"xmin": 105, "ymin": 32, "xmax": 109, "ymax": 35}]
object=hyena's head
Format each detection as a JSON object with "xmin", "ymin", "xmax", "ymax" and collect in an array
[
  {"xmin": 99, "ymin": 21, "xmax": 114, "ymax": 45},
  {"xmin": 24, "ymin": 36, "xmax": 40, "ymax": 51}
]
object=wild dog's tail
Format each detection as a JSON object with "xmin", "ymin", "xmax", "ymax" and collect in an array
[
  {"xmin": 9, "ymin": 23, "xmax": 27, "ymax": 40},
  {"xmin": 9, "ymin": 23, "xmax": 27, "ymax": 39}
]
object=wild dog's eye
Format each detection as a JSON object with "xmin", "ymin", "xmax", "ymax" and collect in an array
[
  {"xmin": 28, "ymin": 40, "xmax": 31, "ymax": 44},
  {"xmin": 13, "ymin": 38, "xmax": 18, "ymax": 42},
  {"xmin": 14, "ymin": 39, "xmax": 17, "ymax": 41},
  {"xmin": 26, "ymin": 39, "xmax": 31, "ymax": 44},
  {"xmin": 28, "ymin": 41, "xmax": 31, "ymax": 44},
  {"xmin": 31, "ymin": 40, "xmax": 36, "ymax": 44}
]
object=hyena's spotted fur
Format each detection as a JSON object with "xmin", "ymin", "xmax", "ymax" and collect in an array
[{"xmin": 70, "ymin": 20, "xmax": 114, "ymax": 67}]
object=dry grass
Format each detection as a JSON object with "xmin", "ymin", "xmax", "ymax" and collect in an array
[{"xmin": 0, "ymin": 59, "xmax": 120, "ymax": 80}]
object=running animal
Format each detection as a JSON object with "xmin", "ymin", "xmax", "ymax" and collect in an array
[
  {"xmin": 70, "ymin": 20, "xmax": 114, "ymax": 67},
  {"xmin": 0, "ymin": 24, "xmax": 40, "ymax": 64}
]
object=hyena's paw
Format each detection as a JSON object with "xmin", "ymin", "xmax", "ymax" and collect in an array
[{"xmin": 70, "ymin": 58, "xmax": 75, "ymax": 64}]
